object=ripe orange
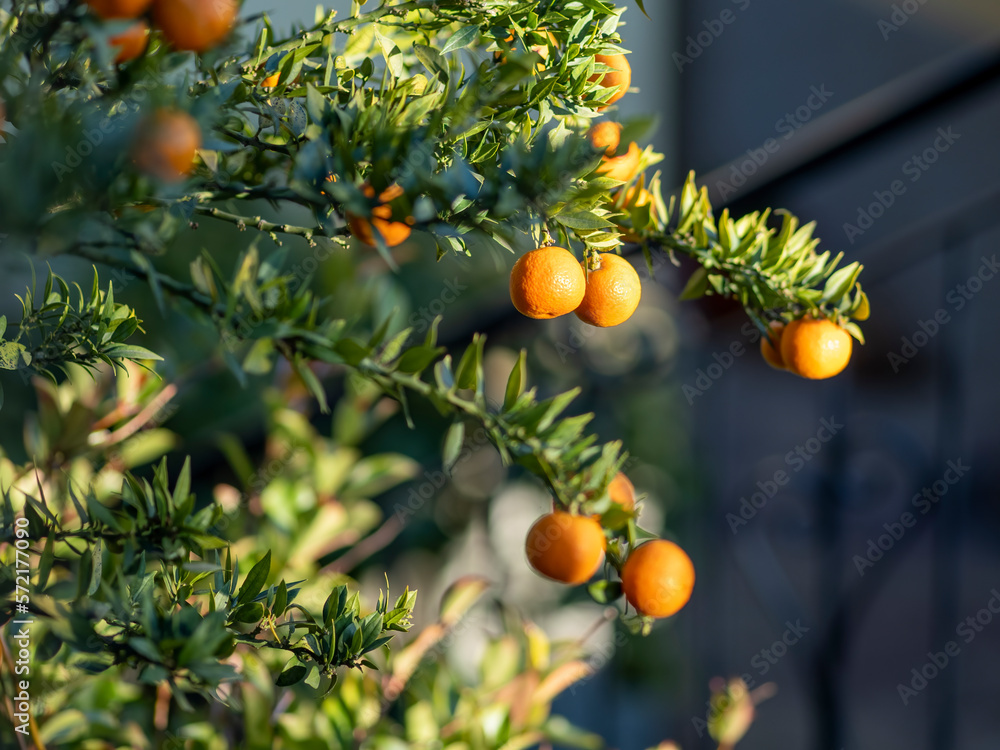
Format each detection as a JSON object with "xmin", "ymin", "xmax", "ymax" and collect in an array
[
  {"xmin": 780, "ymin": 317, "xmax": 852, "ymax": 380},
  {"xmin": 509, "ymin": 246, "xmax": 586, "ymax": 319},
  {"xmin": 588, "ymin": 53, "xmax": 631, "ymax": 109},
  {"xmin": 346, "ymin": 183, "xmax": 413, "ymax": 248},
  {"xmin": 86, "ymin": 0, "xmax": 152, "ymax": 19},
  {"xmin": 495, "ymin": 29, "xmax": 556, "ymax": 71},
  {"xmin": 621, "ymin": 539, "xmax": 695, "ymax": 618},
  {"xmin": 525, "ymin": 512, "xmax": 606, "ymax": 584},
  {"xmin": 152, "ymin": 0, "xmax": 237, "ymax": 53},
  {"xmin": 587, "ymin": 121, "xmax": 621, "ymax": 156},
  {"xmin": 133, "ymin": 109, "xmax": 201, "ymax": 182},
  {"xmin": 261, "ymin": 72, "xmax": 281, "ymax": 88},
  {"xmin": 607, "ymin": 472, "xmax": 635, "ymax": 511},
  {"xmin": 596, "ymin": 141, "xmax": 641, "ymax": 183},
  {"xmin": 574, "ymin": 253, "xmax": 641, "ymax": 327},
  {"xmin": 615, "ymin": 185, "xmax": 657, "ymax": 242},
  {"xmin": 110, "ymin": 20, "xmax": 150, "ymax": 64},
  {"xmin": 760, "ymin": 321, "xmax": 786, "ymax": 370}
]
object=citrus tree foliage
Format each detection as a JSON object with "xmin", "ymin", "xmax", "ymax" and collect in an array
[{"xmin": 0, "ymin": 0, "xmax": 857, "ymax": 746}]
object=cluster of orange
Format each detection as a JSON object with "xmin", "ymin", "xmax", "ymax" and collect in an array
[
  {"xmin": 345, "ymin": 184, "xmax": 415, "ymax": 249},
  {"xmin": 81, "ymin": 3, "xmax": 238, "ymax": 182},
  {"xmin": 509, "ymin": 245, "xmax": 641, "ymax": 328},
  {"xmin": 132, "ymin": 109, "xmax": 201, "ymax": 182},
  {"xmin": 343, "ymin": 47, "xmax": 634, "ymax": 252},
  {"xmin": 760, "ymin": 316, "xmax": 853, "ymax": 380},
  {"xmin": 525, "ymin": 473, "xmax": 695, "ymax": 619},
  {"xmin": 505, "ymin": 51, "xmax": 650, "ymax": 328},
  {"xmin": 584, "ymin": 54, "xmax": 660, "ymax": 244},
  {"xmin": 85, "ymin": 0, "xmax": 237, "ymax": 64},
  {"xmin": 588, "ymin": 121, "xmax": 658, "ymax": 242}
]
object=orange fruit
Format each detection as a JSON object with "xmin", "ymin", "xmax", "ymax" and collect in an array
[
  {"xmin": 621, "ymin": 539, "xmax": 695, "ymax": 618},
  {"xmin": 574, "ymin": 253, "xmax": 641, "ymax": 327},
  {"xmin": 607, "ymin": 472, "xmax": 635, "ymax": 511},
  {"xmin": 346, "ymin": 183, "xmax": 413, "ymax": 248},
  {"xmin": 320, "ymin": 174, "xmax": 338, "ymax": 197},
  {"xmin": 152, "ymin": 0, "xmax": 237, "ymax": 53},
  {"xmin": 614, "ymin": 185, "xmax": 657, "ymax": 242},
  {"xmin": 133, "ymin": 109, "xmax": 201, "ymax": 181},
  {"xmin": 86, "ymin": 0, "xmax": 152, "ymax": 19},
  {"xmin": 779, "ymin": 317, "xmax": 852, "ymax": 380},
  {"xmin": 509, "ymin": 246, "xmax": 586, "ymax": 320},
  {"xmin": 760, "ymin": 321, "xmax": 786, "ymax": 370},
  {"xmin": 525, "ymin": 512, "xmax": 606, "ymax": 584},
  {"xmin": 587, "ymin": 121, "xmax": 621, "ymax": 157},
  {"xmin": 261, "ymin": 72, "xmax": 281, "ymax": 88},
  {"xmin": 596, "ymin": 141, "xmax": 641, "ymax": 183},
  {"xmin": 588, "ymin": 53, "xmax": 631, "ymax": 109},
  {"xmin": 494, "ymin": 29, "xmax": 556, "ymax": 70},
  {"xmin": 110, "ymin": 20, "xmax": 150, "ymax": 64}
]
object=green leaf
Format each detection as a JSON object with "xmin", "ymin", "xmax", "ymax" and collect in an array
[
  {"xmin": 243, "ymin": 339, "xmax": 276, "ymax": 375},
  {"xmin": 442, "ymin": 421, "xmax": 465, "ymax": 472},
  {"xmin": 274, "ymin": 580, "xmax": 288, "ymax": 617},
  {"xmin": 396, "ymin": 345, "xmax": 444, "ymax": 374},
  {"xmin": 679, "ymin": 267, "xmax": 709, "ymax": 300},
  {"xmin": 104, "ymin": 344, "xmax": 163, "ymax": 362},
  {"xmin": 85, "ymin": 494, "xmax": 122, "ymax": 532},
  {"xmin": 555, "ymin": 211, "xmax": 614, "ymax": 231},
  {"xmin": 841, "ymin": 320, "xmax": 866, "ymax": 345},
  {"xmin": 231, "ymin": 601, "xmax": 265, "ymax": 623},
  {"xmin": 440, "ymin": 576, "xmax": 489, "ymax": 627},
  {"xmin": 413, "ymin": 43, "xmax": 447, "ymax": 83},
  {"xmin": 129, "ymin": 638, "xmax": 162, "ymax": 663},
  {"xmin": 587, "ymin": 579, "xmax": 623, "ymax": 604},
  {"xmin": 0, "ymin": 342, "xmax": 29, "ymax": 370},
  {"xmin": 536, "ymin": 388, "xmax": 581, "ymax": 433},
  {"xmin": 373, "ymin": 27, "xmax": 403, "ymax": 77},
  {"xmin": 236, "ymin": 551, "xmax": 271, "ymax": 606},
  {"xmin": 454, "ymin": 338, "xmax": 480, "ymax": 390},
  {"xmin": 440, "ymin": 25, "xmax": 479, "ymax": 55},
  {"xmin": 87, "ymin": 539, "xmax": 103, "ymax": 596},
  {"xmin": 304, "ymin": 664, "xmax": 321, "ymax": 689},
  {"xmin": 37, "ymin": 532, "xmax": 54, "ymax": 590},
  {"xmin": 292, "ymin": 358, "xmax": 329, "ymax": 413},
  {"xmin": 276, "ymin": 663, "xmax": 307, "ymax": 687},
  {"xmin": 821, "ymin": 261, "xmax": 862, "ymax": 303},
  {"xmin": 332, "ymin": 339, "xmax": 370, "ymax": 366},
  {"xmin": 503, "ymin": 350, "xmax": 527, "ymax": 411},
  {"xmin": 434, "ymin": 357, "xmax": 455, "ymax": 392},
  {"xmin": 852, "ymin": 288, "xmax": 871, "ymax": 321},
  {"xmin": 172, "ymin": 457, "xmax": 192, "ymax": 511},
  {"xmin": 0, "ymin": 315, "xmax": 6, "ymax": 339}
]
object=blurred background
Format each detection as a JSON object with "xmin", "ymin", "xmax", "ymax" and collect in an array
[{"xmin": 3, "ymin": 1, "xmax": 1000, "ymax": 749}]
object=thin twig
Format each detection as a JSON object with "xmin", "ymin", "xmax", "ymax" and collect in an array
[
  {"xmin": 97, "ymin": 384, "xmax": 178, "ymax": 447},
  {"xmin": 193, "ymin": 205, "xmax": 347, "ymax": 241},
  {"xmin": 322, "ymin": 514, "xmax": 404, "ymax": 574}
]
